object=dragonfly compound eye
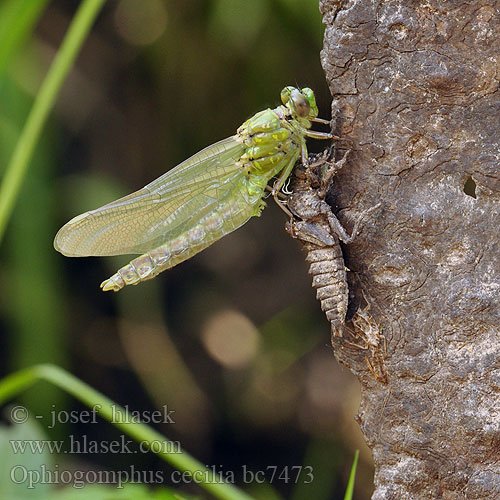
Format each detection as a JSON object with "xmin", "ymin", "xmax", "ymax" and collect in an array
[
  {"xmin": 300, "ymin": 88, "xmax": 319, "ymax": 119},
  {"xmin": 290, "ymin": 90, "xmax": 311, "ymax": 118}
]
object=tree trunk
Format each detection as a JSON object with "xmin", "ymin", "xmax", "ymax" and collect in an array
[{"xmin": 319, "ymin": 1, "xmax": 500, "ymax": 498}]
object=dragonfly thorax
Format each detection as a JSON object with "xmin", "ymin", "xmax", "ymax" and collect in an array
[{"xmin": 236, "ymin": 107, "xmax": 305, "ymax": 195}]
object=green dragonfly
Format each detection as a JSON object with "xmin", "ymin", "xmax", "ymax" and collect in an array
[{"xmin": 54, "ymin": 86, "xmax": 334, "ymax": 292}]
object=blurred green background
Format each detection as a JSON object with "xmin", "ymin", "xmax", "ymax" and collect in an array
[{"xmin": 0, "ymin": 0, "xmax": 373, "ymax": 498}]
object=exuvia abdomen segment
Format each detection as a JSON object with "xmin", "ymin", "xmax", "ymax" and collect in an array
[{"xmin": 305, "ymin": 242, "xmax": 348, "ymax": 334}]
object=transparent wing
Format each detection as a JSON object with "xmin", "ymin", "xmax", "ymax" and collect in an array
[{"xmin": 54, "ymin": 136, "xmax": 248, "ymax": 256}]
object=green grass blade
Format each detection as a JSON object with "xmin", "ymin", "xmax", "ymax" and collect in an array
[
  {"xmin": 343, "ymin": 450, "xmax": 359, "ymax": 500},
  {"xmin": 0, "ymin": 364, "xmax": 255, "ymax": 500},
  {"xmin": 0, "ymin": 0, "xmax": 106, "ymax": 243},
  {"xmin": 0, "ymin": 0, "xmax": 50, "ymax": 76}
]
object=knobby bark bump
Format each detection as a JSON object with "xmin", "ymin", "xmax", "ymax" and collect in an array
[{"xmin": 318, "ymin": 1, "xmax": 500, "ymax": 498}]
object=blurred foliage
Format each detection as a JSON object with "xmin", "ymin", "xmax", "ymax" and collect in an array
[
  {"xmin": 0, "ymin": 418, "xmax": 53, "ymax": 498},
  {"xmin": 0, "ymin": 0, "xmax": 49, "ymax": 76},
  {"xmin": 0, "ymin": 1, "xmax": 374, "ymax": 499}
]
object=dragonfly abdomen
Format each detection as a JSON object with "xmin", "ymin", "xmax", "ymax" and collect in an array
[
  {"xmin": 100, "ymin": 189, "xmax": 260, "ymax": 292},
  {"xmin": 100, "ymin": 238, "xmax": 216, "ymax": 292}
]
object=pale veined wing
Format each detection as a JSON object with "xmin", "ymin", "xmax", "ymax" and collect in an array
[{"xmin": 54, "ymin": 136, "xmax": 248, "ymax": 256}]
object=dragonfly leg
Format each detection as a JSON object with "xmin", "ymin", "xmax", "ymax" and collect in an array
[
  {"xmin": 318, "ymin": 149, "xmax": 351, "ymax": 198},
  {"xmin": 271, "ymin": 155, "xmax": 298, "ymax": 217},
  {"xmin": 309, "ymin": 156, "xmax": 329, "ymax": 168},
  {"xmin": 301, "ymin": 145, "xmax": 310, "ymax": 167},
  {"xmin": 265, "ymin": 184, "xmax": 287, "ymax": 200},
  {"xmin": 325, "ymin": 202, "xmax": 381, "ymax": 244},
  {"xmin": 272, "ymin": 155, "xmax": 297, "ymax": 196},
  {"xmin": 273, "ymin": 191, "xmax": 294, "ymax": 217},
  {"xmin": 304, "ymin": 130, "xmax": 340, "ymax": 140},
  {"xmin": 310, "ymin": 117, "xmax": 331, "ymax": 125}
]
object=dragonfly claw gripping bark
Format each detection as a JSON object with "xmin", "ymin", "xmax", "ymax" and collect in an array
[
  {"xmin": 286, "ymin": 150, "xmax": 381, "ymax": 336},
  {"xmin": 54, "ymin": 87, "xmax": 334, "ymax": 291}
]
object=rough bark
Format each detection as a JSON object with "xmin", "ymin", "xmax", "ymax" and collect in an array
[{"xmin": 318, "ymin": 1, "xmax": 500, "ymax": 498}]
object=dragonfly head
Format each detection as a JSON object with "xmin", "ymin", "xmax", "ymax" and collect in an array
[{"xmin": 280, "ymin": 87, "xmax": 319, "ymax": 122}]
